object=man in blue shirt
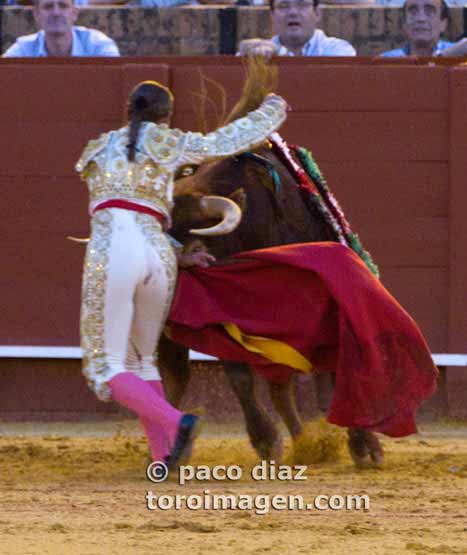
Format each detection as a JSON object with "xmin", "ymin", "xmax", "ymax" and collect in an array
[
  {"xmin": 3, "ymin": 0, "xmax": 120, "ymax": 57},
  {"xmin": 381, "ymin": 0, "xmax": 467, "ymax": 57}
]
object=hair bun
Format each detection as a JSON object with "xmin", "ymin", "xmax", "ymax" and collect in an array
[{"xmin": 134, "ymin": 97, "xmax": 148, "ymax": 111}]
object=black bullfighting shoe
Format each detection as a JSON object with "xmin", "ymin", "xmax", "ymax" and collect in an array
[{"xmin": 166, "ymin": 414, "xmax": 201, "ymax": 470}]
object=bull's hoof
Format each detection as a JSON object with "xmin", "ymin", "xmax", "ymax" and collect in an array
[
  {"xmin": 370, "ymin": 448, "xmax": 384, "ymax": 467},
  {"xmin": 347, "ymin": 428, "xmax": 384, "ymax": 469},
  {"xmin": 365, "ymin": 431, "xmax": 384, "ymax": 467},
  {"xmin": 245, "ymin": 410, "xmax": 282, "ymax": 463},
  {"xmin": 253, "ymin": 435, "xmax": 283, "ymax": 463},
  {"xmin": 270, "ymin": 436, "xmax": 284, "ymax": 463},
  {"xmin": 347, "ymin": 428, "xmax": 371, "ymax": 468}
]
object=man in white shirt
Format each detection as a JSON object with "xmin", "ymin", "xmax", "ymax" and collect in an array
[
  {"xmin": 3, "ymin": 0, "xmax": 120, "ymax": 57},
  {"xmin": 238, "ymin": 0, "xmax": 356, "ymax": 57}
]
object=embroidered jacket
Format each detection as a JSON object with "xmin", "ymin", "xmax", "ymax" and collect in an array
[{"xmin": 76, "ymin": 94, "xmax": 287, "ymax": 225}]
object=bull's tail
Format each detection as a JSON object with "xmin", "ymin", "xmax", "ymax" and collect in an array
[{"xmin": 223, "ymin": 58, "xmax": 278, "ymax": 125}]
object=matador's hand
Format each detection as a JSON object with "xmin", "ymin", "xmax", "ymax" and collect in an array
[{"xmin": 178, "ymin": 251, "xmax": 216, "ymax": 268}]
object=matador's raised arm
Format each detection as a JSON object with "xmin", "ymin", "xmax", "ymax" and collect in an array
[{"xmin": 179, "ymin": 94, "xmax": 287, "ymax": 165}]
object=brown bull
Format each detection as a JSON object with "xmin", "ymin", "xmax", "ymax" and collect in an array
[
  {"xmin": 160, "ymin": 150, "xmax": 383, "ymax": 467},
  {"xmin": 158, "ymin": 61, "xmax": 383, "ymax": 467}
]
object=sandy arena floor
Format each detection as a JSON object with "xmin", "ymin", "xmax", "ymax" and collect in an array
[{"xmin": 0, "ymin": 419, "xmax": 466, "ymax": 555}]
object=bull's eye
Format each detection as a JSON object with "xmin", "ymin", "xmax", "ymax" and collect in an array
[{"xmin": 175, "ymin": 164, "xmax": 200, "ymax": 180}]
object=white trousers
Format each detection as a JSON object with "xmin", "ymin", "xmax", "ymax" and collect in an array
[{"xmin": 80, "ymin": 208, "xmax": 177, "ymax": 401}]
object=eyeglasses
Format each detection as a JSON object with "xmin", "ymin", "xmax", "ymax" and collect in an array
[{"xmin": 275, "ymin": 1, "xmax": 315, "ymax": 12}]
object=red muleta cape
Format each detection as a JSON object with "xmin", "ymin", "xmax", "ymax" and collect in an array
[{"xmin": 167, "ymin": 243, "xmax": 438, "ymax": 437}]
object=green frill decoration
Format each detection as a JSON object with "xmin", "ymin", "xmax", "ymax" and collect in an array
[{"xmin": 295, "ymin": 146, "xmax": 380, "ymax": 279}]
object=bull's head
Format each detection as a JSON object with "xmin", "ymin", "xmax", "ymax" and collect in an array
[
  {"xmin": 171, "ymin": 185, "xmax": 247, "ymax": 259},
  {"xmin": 172, "ymin": 155, "xmax": 270, "ymax": 259}
]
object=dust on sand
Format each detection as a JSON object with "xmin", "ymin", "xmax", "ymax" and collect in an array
[{"xmin": 0, "ymin": 419, "xmax": 467, "ymax": 555}]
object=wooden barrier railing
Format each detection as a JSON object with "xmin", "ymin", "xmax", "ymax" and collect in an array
[{"xmin": 0, "ymin": 57, "xmax": 466, "ymax": 418}]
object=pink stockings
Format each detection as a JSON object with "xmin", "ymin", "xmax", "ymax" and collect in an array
[
  {"xmin": 141, "ymin": 380, "xmax": 175, "ymax": 461},
  {"xmin": 109, "ymin": 372, "xmax": 182, "ymax": 462}
]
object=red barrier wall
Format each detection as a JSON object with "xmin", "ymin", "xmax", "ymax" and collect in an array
[{"xmin": 0, "ymin": 58, "xmax": 466, "ymax": 419}]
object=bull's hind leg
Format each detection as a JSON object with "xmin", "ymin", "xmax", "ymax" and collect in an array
[
  {"xmin": 158, "ymin": 334, "xmax": 191, "ymax": 407},
  {"xmin": 347, "ymin": 428, "xmax": 384, "ymax": 468},
  {"xmin": 224, "ymin": 362, "xmax": 283, "ymax": 461},
  {"xmin": 268, "ymin": 378, "xmax": 303, "ymax": 439}
]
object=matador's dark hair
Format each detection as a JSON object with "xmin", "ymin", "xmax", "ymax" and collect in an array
[{"xmin": 126, "ymin": 81, "xmax": 174, "ymax": 162}]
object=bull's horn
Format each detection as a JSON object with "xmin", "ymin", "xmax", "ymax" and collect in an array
[
  {"xmin": 190, "ymin": 195, "xmax": 242, "ymax": 236},
  {"xmin": 67, "ymin": 236, "xmax": 90, "ymax": 243}
]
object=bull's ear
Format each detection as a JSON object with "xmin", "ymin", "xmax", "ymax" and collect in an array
[{"xmin": 229, "ymin": 188, "xmax": 246, "ymax": 210}]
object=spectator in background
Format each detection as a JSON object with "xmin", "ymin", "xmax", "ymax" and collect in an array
[
  {"xmin": 238, "ymin": 0, "xmax": 356, "ymax": 57},
  {"xmin": 381, "ymin": 0, "xmax": 467, "ymax": 56},
  {"xmin": 376, "ymin": 0, "xmax": 464, "ymax": 6},
  {"xmin": 2, "ymin": 0, "xmax": 120, "ymax": 56},
  {"xmin": 136, "ymin": 0, "xmax": 197, "ymax": 5},
  {"xmin": 84, "ymin": 0, "xmax": 195, "ymax": 5}
]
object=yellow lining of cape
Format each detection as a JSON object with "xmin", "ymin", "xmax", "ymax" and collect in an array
[{"xmin": 222, "ymin": 322, "xmax": 312, "ymax": 373}]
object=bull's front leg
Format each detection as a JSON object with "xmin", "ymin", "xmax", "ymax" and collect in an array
[
  {"xmin": 268, "ymin": 378, "xmax": 303, "ymax": 439},
  {"xmin": 224, "ymin": 362, "xmax": 283, "ymax": 461},
  {"xmin": 158, "ymin": 334, "xmax": 191, "ymax": 407}
]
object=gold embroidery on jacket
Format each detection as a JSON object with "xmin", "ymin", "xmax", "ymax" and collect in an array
[{"xmin": 80, "ymin": 210, "xmax": 113, "ymax": 402}]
